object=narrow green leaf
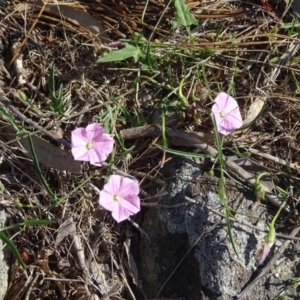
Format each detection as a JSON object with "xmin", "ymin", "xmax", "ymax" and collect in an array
[
  {"xmin": 0, "ymin": 181, "xmax": 4, "ymax": 194},
  {"xmin": 173, "ymin": 0, "xmax": 198, "ymax": 28},
  {"xmin": 49, "ymin": 64, "xmax": 56, "ymax": 99},
  {"xmin": 48, "ymin": 65, "xmax": 65, "ymax": 114},
  {"xmin": 225, "ymin": 207, "xmax": 239, "ymax": 258},
  {"xmin": 97, "ymin": 43, "xmax": 143, "ymax": 63},
  {"xmin": 27, "ymin": 134, "xmax": 56, "ymax": 200},
  {"xmin": 19, "ymin": 90, "xmax": 29, "ymax": 102},
  {"xmin": 155, "ymin": 144, "xmax": 215, "ymax": 158},
  {"xmin": 0, "ymin": 107, "xmax": 21, "ymax": 133},
  {"xmin": 0, "ymin": 232, "xmax": 26, "ymax": 269},
  {"xmin": 22, "ymin": 220, "xmax": 54, "ymax": 226}
]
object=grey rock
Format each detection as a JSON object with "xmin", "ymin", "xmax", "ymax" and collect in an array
[
  {"xmin": 136, "ymin": 159, "xmax": 299, "ymax": 299},
  {"xmin": 0, "ymin": 209, "xmax": 10, "ymax": 300}
]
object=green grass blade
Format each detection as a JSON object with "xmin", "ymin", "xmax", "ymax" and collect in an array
[
  {"xmin": 0, "ymin": 231, "xmax": 26, "ymax": 269},
  {"xmin": 22, "ymin": 219, "xmax": 54, "ymax": 226},
  {"xmin": 141, "ymin": 0, "xmax": 149, "ymax": 22},
  {"xmin": 0, "ymin": 107, "xmax": 21, "ymax": 133},
  {"xmin": 48, "ymin": 65, "xmax": 65, "ymax": 114},
  {"xmin": 212, "ymin": 113, "xmax": 239, "ymax": 258},
  {"xmin": 155, "ymin": 144, "xmax": 215, "ymax": 158},
  {"xmin": 225, "ymin": 207, "xmax": 239, "ymax": 257},
  {"xmin": 27, "ymin": 133, "xmax": 56, "ymax": 200}
]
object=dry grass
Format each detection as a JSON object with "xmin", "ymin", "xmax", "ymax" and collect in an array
[{"xmin": 0, "ymin": 0, "xmax": 300, "ymax": 299}]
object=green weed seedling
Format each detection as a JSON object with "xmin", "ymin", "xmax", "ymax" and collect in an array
[
  {"xmin": 97, "ymin": 42, "xmax": 144, "ymax": 64},
  {"xmin": 48, "ymin": 64, "xmax": 65, "ymax": 115},
  {"xmin": 173, "ymin": 0, "xmax": 198, "ymax": 39},
  {"xmin": 211, "ymin": 113, "xmax": 239, "ymax": 257}
]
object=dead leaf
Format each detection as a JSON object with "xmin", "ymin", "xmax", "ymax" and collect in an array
[
  {"xmin": 2, "ymin": 124, "xmax": 81, "ymax": 174},
  {"xmin": 18, "ymin": 1, "xmax": 111, "ymax": 43},
  {"xmin": 90, "ymin": 262, "xmax": 112, "ymax": 295},
  {"xmin": 123, "ymin": 238, "xmax": 139, "ymax": 286},
  {"xmin": 242, "ymin": 97, "xmax": 265, "ymax": 130},
  {"xmin": 55, "ymin": 217, "xmax": 77, "ymax": 245}
]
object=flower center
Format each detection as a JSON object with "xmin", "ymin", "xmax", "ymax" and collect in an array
[
  {"xmin": 86, "ymin": 142, "xmax": 94, "ymax": 150},
  {"xmin": 219, "ymin": 111, "xmax": 227, "ymax": 118},
  {"xmin": 113, "ymin": 194, "xmax": 121, "ymax": 202}
]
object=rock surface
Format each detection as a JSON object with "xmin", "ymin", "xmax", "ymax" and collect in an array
[
  {"xmin": 136, "ymin": 159, "xmax": 299, "ymax": 299},
  {"xmin": 0, "ymin": 209, "xmax": 10, "ymax": 300}
]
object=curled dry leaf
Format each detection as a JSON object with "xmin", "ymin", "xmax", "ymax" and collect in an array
[{"xmin": 241, "ymin": 97, "xmax": 265, "ymax": 132}]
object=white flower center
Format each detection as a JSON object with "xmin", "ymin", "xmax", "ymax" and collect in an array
[
  {"xmin": 86, "ymin": 142, "xmax": 93, "ymax": 150},
  {"xmin": 113, "ymin": 194, "xmax": 121, "ymax": 202},
  {"xmin": 219, "ymin": 111, "xmax": 227, "ymax": 118}
]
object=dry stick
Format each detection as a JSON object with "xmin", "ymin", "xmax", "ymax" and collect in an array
[
  {"xmin": 148, "ymin": 0, "xmax": 171, "ymax": 42},
  {"xmin": 235, "ymin": 224, "xmax": 300, "ymax": 299},
  {"xmin": 0, "ymin": 94, "xmax": 71, "ymax": 148},
  {"xmin": 120, "ymin": 125, "xmax": 286, "ymax": 212},
  {"xmin": 0, "ymin": 94, "xmax": 135, "ymax": 180},
  {"xmin": 1, "ymin": 84, "xmax": 138, "ymax": 147},
  {"xmin": 248, "ymin": 148, "xmax": 300, "ymax": 172}
]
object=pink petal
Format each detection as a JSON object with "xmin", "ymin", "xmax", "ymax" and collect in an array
[
  {"xmin": 214, "ymin": 92, "xmax": 228, "ymax": 109},
  {"xmin": 71, "ymin": 128, "xmax": 88, "ymax": 147},
  {"xmin": 85, "ymin": 123, "xmax": 104, "ymax": 141},
  {"xmin": 215, "ymin": 92, "xmax": 234, "ymax": 107},
  {"xmin": 93, "ymin": 139, "xmax": 114, "ymax": 156},
  {"xmin": 211, "ymin": 103, "xmax": 222, "ymax": 115},
  {"xmin": 218, "ymin": 117, "xmax": 242, "ymax": 136},
  {"xmin": 211, "ymin": 112, "xmax": 223, "ymax": 126},
  {"xmin": 71, "ymin": 146, "xmax": 89, "ymax": 161},
  {"xmin": 223, "ymin": 112, "xmax": 243, "ymax": 128},
  {"xmin": 87, "ymin": 150, "xmax": 104, "ymax": 166},
  {"xmin": 259, "ymin": 243, "xmax": 272, "ymax": 264},
  {"xmin": 93, "ymin": 133, "xmax": 115, "ymax": 145},
  {"xmin": 223, "ymin": 99, "xmax": 239, "ymax": 115},
  {"xmin": 119, "ymin": 195, "xmax": 140, "ymax": 213},
  {"xmin": 212, "ymin": 92, "xmax": 243, "ymax": 135},
  {"xmin": 93, "ymin": 131, "xmax": 114, "ymax": 143},
  {"xmin": 103, "ymin": 175, "xmax": 122, "ymax": 195},
  {"xmin": 99, "ymin": 175, "xmax": 140, "ymax": 222},
  {"xmin": 112, "ymin": 206, "xmax": 131, "ymax": 223},
  {"xmin": 99, "ymin": 190, "xmax": 116, "ymax": 211},
  {"xmin": 118, "ymin": 177, "xmax": 139, "ymax": 197}
]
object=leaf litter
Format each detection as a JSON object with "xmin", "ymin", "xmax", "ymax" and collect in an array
[{"xmin": 0, "ymin": 0, "xmax": 300, "ymax": 299}]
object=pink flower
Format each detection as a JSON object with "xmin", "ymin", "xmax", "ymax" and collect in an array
[
  {"xmin": 99, "ymin": 175, "xmax": 140, "ymax": 223},
  {"xmin": 71, "ymin": 123, "xmax": 114, "ymax": 166},
  {"xmin": 211, "ymin": 92, "xmax": 243, "ymax": 135},
  {"xmin": 258, "ymin": 242, "xmax": 273, "ymax": 265},
  {"xmin": 258, "ymin": 225, "xmax": 276, "ymax": 264}
]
